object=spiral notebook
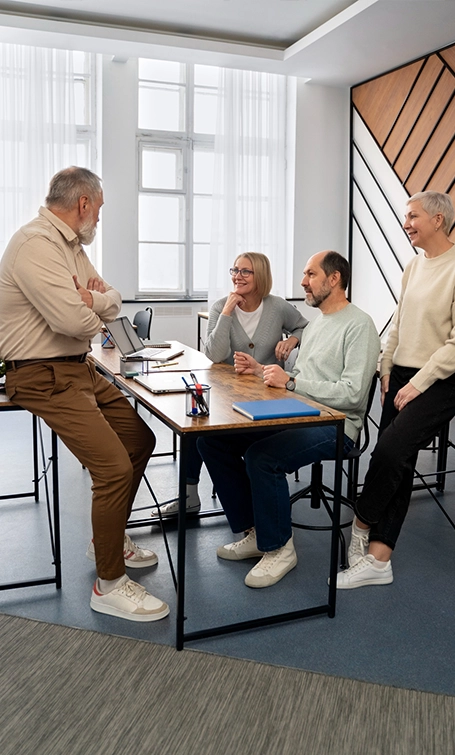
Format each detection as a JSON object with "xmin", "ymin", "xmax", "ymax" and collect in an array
[{"xmin": 232, "ymin": 398, "xmax": 320, "ymax": 421}]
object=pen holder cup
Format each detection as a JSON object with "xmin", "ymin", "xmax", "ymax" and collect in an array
[
  {"xmin": 185, "ymin": 384, "xmax": 211, "ymax": 417},
  {"xmin": 101, "ymin": 333, "xmax": 115, "ymax": 349}
]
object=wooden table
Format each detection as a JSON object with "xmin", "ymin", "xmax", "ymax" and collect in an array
[
  {"xmin": 90, "ymin": 347, "xmax": 346, "ymax": 649},
  {"xmin": 90, "ymin": 340, "xmax": 212, "ymax": 376},
  {"xmin": 0, "ymin": 392, "xmax": 61, "ymax": 591}
]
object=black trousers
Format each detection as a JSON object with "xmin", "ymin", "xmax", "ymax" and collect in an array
[{"xmin": 355, "ymin": 365, "xmax": 455, "ymax": 550}]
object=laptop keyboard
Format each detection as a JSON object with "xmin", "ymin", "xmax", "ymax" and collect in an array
[{"xmin": 131, "ymin": 347, "xmax": 165, "ymax": 359}]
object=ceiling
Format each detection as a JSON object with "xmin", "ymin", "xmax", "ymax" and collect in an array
[{"xmin": 0, "ymin": 0, "xmax": 454, "ymax": 86}]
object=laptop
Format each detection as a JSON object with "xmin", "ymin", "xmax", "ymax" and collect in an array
[
  {"xmin": 133, "ymin": 374, "xmax": 188, "ymax": 394},
  {"xmin": 105, "ymin": 317, "xmax": 184, "ymax": 361}
]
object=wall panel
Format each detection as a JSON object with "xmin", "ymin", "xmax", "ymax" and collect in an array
[{"xmin": 350, "ymin": 42, "xmax": 455, "ymax": 337}]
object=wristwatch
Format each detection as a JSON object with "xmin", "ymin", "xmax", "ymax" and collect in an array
[{"xmin": 285, "ymin": 377, "xmax": 296, "ymax": 392}]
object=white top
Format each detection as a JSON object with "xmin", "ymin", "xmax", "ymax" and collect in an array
[{"xmin": 235, "ymin": 301, "xmax": 264, "ymax": 340}]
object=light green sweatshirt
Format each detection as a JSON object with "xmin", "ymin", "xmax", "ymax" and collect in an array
[{"xmin": 291, "ymin": 303, "xmax": 380, "ymax": 442}]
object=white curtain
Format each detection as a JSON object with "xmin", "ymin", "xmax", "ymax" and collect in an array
[
  {"xmin": 0, "ymin": 44, "xmax": 78, "ymax": 254},
  {"xmin": 208, "ymin": 68, "xmax": 288, "ymax": 305}
]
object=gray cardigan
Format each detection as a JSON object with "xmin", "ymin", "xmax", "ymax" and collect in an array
[{"xmin": 204, "ymin": 294, "xmax": 308, "ymax": 365}]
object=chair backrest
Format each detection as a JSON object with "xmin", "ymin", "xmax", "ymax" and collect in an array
[
  {"xmin": 133, "ymin": 307, "xmax": 153, "ymax": 340},
  {"xmin": 358, "ymin": 371, "xmax": 379, "ymax": 455}
]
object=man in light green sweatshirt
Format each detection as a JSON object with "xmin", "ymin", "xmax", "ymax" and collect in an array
[{"xmin": 198, "ymin": 251, "xmax": 380, "ymax": 589}]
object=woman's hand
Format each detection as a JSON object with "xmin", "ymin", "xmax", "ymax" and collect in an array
[
  {"xmin": 394, "ymin": 382, "xmax": 421, "ymax": 411},
  {"xmin": 234, "ymin": 351, "xmax": 262, "ymax": 377},
  {"xmin": 380, "ymin": 374, "xmax": 389, "ymax": 407},
  {"xmin": 262, "ymin": 364, "xmax": 289, "ymax": 388},
  {"xmin": 275, "ymin": 336, "xmax": 299, "ymax": 362},
  {"xmin": 222, "ymin": 292, "xmax": 245, "ymax": 316}
]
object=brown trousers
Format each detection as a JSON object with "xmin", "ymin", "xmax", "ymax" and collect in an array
[{"xmin": 6, "ymin": 358, "xmax": 155, "ymax": 579}]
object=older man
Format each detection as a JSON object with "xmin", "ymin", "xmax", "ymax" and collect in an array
[
  {"xmin": 198, "ymin": 251, "xmax": 380, "ymax": 588},
  {"xmin": 0, "ymin": 167, "xmax": 169, "ymax": 622}
]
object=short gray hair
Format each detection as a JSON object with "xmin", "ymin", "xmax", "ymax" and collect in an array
[
  {"xmin": 45, "ymin": 166, "xmax": 102, "ymax": 211},
  {"xmin": 407, "ymin": 191, "xmax": 454, "ymax": 235}
]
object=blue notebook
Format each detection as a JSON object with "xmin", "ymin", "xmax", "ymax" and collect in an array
[{"xmin": 232, "ymin": 398, "xmax": 320, "ymax": 420}]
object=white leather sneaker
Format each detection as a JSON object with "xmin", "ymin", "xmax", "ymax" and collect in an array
[
  {"xmin": 151, "ymin": 485, "xmax": 201, "ymax": 517},
  {"xmin": 244, "ymin": 536, "xmax": 297, "ymax": 588},
  {"xmin": 217, "ymin": 528, "xmax": 263, "ymax": 561},
  {"xmin": 90, "ymin": 575, "xmax": 169, "ymax": 622},
  {"xmin": 336, "ymin": 554, "xmax": 393, "ymax": 589},
  {"xmin": 86, "ymin": 534, "xmax": 158, "ymax": 569}
]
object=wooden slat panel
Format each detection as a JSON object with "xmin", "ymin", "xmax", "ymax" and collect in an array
[
  {"xmin": 394, "ymin": 69, "xmax": 455, "ymax": 182},
  {"xmin": 426, "ymin": 140, "xmax": 455, "ymax": 193},
  {"xmin": 383, "ymin": 56, "xmax": 443, "ymax": 164},
  {"xmin": 405, "ymin": 97, "xmax": 455, "ymax": 195},
  {"xmin": 352, "ymin": 61, "xmax": 422, "ymax": 147},
  {"xmin": 440, "ymin": 46, "xmax": 455, "ymax": 73}
]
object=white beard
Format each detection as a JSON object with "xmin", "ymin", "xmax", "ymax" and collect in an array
[{"xmin": 78, "ymin": 220, "xmax": 97, "ymax": 245}]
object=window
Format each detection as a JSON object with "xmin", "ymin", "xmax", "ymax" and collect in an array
[
  {"xmin": 0, "ymin": 47, "xmax": 97, "ymax": 258},
  {"xmin": 73, "ymin": 51, "xmax": 98, "ymax": 264},
  {"xmin": 137, "ymin": 60, "xmax": 219, "ymax": 298},
  {"xmin": 73, "ymin": 51, "xmax": 97, "ymax": 170}
]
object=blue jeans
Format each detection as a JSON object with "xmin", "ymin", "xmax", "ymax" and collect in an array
[{"xmin": 198, "ymin": 427, "xmax": 354, "ymax": 552}]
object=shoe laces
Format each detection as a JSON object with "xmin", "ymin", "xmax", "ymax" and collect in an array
[
  {"xmin": 345, "ymin": 554, "xmax": 374, "ymax": 574},
  {"xmin": 352, "ymin": 530, "xmax": 369, "ymax": 545},
  {"xmin": 124, "ymin": 534, "xmax": 143, "ymax": 557},
  {"xmin": 117, "ymin": 578, "xmax": 147, "ymax": 603},
  {"xmin": 232, "ymin": 529, "xmax": 256, "ymax": 549},
  {"xmin": 256, "ymin": 548, "xmax": 282, "ymax": 572}
]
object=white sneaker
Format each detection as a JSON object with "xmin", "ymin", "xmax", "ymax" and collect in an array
[
  {"xmin": 151, "ymin": 485, "xmax": 201, "ymax": 517},
  {"xmin": 347, "ymin": 523, "xmax": 370, "ymax": 567},
  {"xmin": 86, "ymin": 534, "xmax": 158, "ymax": 569},
  {"xmin": 244, "ymin": 536, "xmax": 297, "ymax": 588},
  {"xmin": 336, "ymin": 554, "xmax": 393, "ymax": 589},
  {"xmin": 217, "ymin": 528, "xmax": 263, "ymax": 561},
  {"xmin": 90, "ymin": 575, "xmax": 170, "ymax": 622}
]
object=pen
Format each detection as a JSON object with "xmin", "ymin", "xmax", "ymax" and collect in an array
[
  {"xmin": 183, "ymin": 375, "xmax": 209, "ymax": 416},
  {"xmin": 150, "ymin": 361, "xmax": 179, "ymax": 368},
  {"xmin": 182, "ymin": 376, "xmax": 200, "ymax": 415},
  {"xmin": 189, "ymin": 371, "xmax": 210, "ymax": 414}
]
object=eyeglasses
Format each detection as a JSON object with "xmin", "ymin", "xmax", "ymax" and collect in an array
[{"xmin": 229, "ymin": 267, "xmax": 254, "ymax": 278}]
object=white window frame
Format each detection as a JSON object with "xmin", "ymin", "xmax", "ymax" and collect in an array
[{"xmin": 137, "ymin": 61, "xmax": 216, "ymax": 299}]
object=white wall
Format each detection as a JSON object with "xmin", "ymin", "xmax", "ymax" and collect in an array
[{"xmin": 292, "ymin": 81, "xmax": 350, "ymax": 299}]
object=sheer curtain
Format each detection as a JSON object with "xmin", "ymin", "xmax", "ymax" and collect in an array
[
  {"xmin": 208, "ymin": 68, "xmax": 288, "ymax": 305},
  {"xmin": 0, "ymin": 44, "xmax": 78, "ymax": 255}
]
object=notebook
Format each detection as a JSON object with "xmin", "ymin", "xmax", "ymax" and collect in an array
[
  {"xmin": 133, "ymin": 374, "xmax": 188, "ymax": 394},
  {"xmin": 232, "ymin": 398, "xmax": 320, "ymax": 420},
  {"xmin": 105, "ymin": 317, "xmax": 184, "ymax": 361}
]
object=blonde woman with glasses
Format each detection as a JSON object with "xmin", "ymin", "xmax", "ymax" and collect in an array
[{"xmin": 205, "ymin": 252, "xmax": 307, "ymax": 365}]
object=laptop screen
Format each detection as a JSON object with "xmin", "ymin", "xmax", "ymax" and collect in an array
[{"xmin": 105, "ymin": 317, "xmax": 144, "ymax": 356}]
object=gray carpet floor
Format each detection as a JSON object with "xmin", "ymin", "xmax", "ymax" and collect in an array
[{"xmin": 1, "ymin": 612, "xmax": 455, "ymax": 755}]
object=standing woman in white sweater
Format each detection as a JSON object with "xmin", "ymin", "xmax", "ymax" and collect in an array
[{"xmin": 337, "ymin": 191, "xmax": 455, "ymax": 589}]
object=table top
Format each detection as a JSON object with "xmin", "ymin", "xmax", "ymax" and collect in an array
[
  {"xmin": 90, "ymin": 341, "xmax": 212, "ymax": 375},
  {"xmin": 91, "ymin": 346, "xmax": 345, "ymax": 436}
]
